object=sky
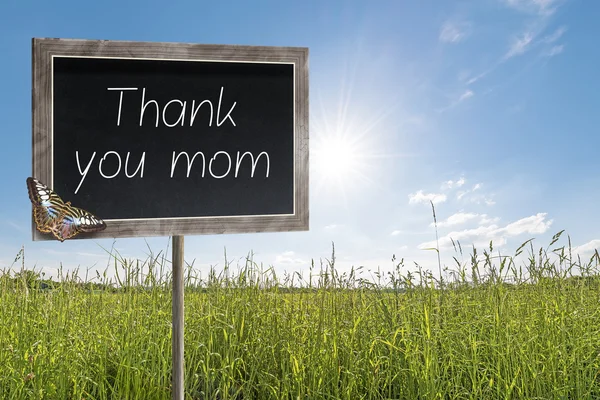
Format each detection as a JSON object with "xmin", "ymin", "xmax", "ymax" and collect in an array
[{"xmin": 1, "ymin": 0, "xmax": 599, "ymax": 284}]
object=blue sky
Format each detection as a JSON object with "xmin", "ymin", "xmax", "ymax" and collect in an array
[{"xmin": 1, "ymin": 0, "xmax": 598, "ymax": 283}]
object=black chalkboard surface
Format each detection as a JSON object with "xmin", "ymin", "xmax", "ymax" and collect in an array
[
  {"xmin": 32, "ymin": 39, "xmax": 309, "ymax": 239},
  {"xmin": 54, "ymin": 56, "xmax": 294, "ymax": 219}
]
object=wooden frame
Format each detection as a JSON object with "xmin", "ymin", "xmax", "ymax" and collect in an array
[{"xmin": 31, "ymin": 38, "xmax": 309, "ymax": 240}]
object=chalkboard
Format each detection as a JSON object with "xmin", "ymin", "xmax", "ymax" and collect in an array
[{"xmin": 32, "ymin": 38, "xmax": 309, "ymax": 240}]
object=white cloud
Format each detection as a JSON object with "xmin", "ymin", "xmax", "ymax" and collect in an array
[
  {"xmin": 438, "ymin": 90, "xmax": 475, "ymax": 112},
  {"xmin": 502, "ymin": 213, "xmax": 553, "ymax": 235},
  {"xmin": 466, "ymin": 69, "xmax": 493, "ymax": 85},
  {"xmin": 324, "ymin": 224, "xmax": 341, "ymax": 231},
  {"xmin": 571, "ymin": 239, "xmax": 600, "ymax": 258},
  {"xmin": 543, "ymin": 26, "xmax": 567, "ymax": 43},
  {"xmin": 274, "ymin": 251, "xmax": 307, "ymax": 266},
  {"xmin": 456, "ymin": 183, "xmax": 492, "ymax": 204},
  {"xmin": 408, "ymin": 190, "xmax": 447, "ymax": 205},
  {"xmin": 502, "ymin": 0, "xmax": 562, "ymax": 16},
  {"xmin": 458, "ymin": 90, "xmax": 474, "ymax": 102},
  {"xmin": 464, "ymin": 5, "xmax": 565, "ymax": 87},
  {"xmin": 441, "ymin": 177, "xmax": 466, "ymax": 190},
  {"xmin": 391, "ymin": 229, "xmax": 431, "ymax": 237},
  {"xmin": 544, "ymin": 44, "xmax": 564, "ymax": 57},
  {"xmin": 479, "ymin": 214, "xmax": 501, "ymax": 225},
  {"xmin": 462, "ymin": 193, "xmax": 495, "ymax": 205},
  {"xmin": 432, "ymin": 212, "xmax": 479, "ymax": 228},
  {"xmin": 418, "ymin": 212, "xmax": 553, "ymax": 250},
  {"xmin": 439, "ymin": 20, "xmax": 472, "ymax": 43},
  {"xmin": 505, "ymin": 32, "xmax": 535, "ymax": 59},
  {"xmin": 418, "ymin": 224, "xmax": 502, "ymax": 250}
]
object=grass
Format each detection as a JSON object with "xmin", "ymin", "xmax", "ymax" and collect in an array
[{"xmin": 1, "ymin": 230, "xmax": 600, "ymax": 399}]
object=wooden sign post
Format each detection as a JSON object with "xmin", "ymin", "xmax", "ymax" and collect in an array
[
  {"xmin": 31, "ymin": 38, "xmax": 309, "ymax": 399},
  {"xmin": 172, "ymin": 235, "xmax": 185, "ymax": 399}
]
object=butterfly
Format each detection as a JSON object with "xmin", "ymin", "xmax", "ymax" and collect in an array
[{"xmin": 26, "ymin": 177, "xmax": 107, "ymax": 242}]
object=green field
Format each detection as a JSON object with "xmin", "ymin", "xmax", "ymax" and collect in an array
[{"xmin": 1, "ymin": 233, "xmax": 599, "ymax": 399}]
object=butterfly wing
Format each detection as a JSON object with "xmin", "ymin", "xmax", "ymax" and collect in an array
[
  {"xmin": 32, "ymin": 206, "xmax": 53, "ymax": 233},
  {"xmin": 26, "ymin": 177, "xmax": 107, "ymax": 241},
  {"xmin": 50, "ymin": 204, "xmax": 106, "ymax": 242},
  {"xmin": 65, "ymin": 205, "xmax": 107, "ymax": 233},
  {"xmin": 48, "ymin": 216, "xmax": 79, "ymax": 242},
  {"xmin": 26, "ymin": 177, "xmax": 70, "ymax": 233}
]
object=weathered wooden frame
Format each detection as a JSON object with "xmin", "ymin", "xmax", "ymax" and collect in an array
[{"xmin": 31, "ymin": 38, "xmax": 309, "ymax": 241}]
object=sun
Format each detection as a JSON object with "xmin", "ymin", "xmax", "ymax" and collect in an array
[
  {"xmin": 312, "ymin": 134, "xmax": 360, "ymax": 182},
  {"xmin": 309, "ymin": 50, "xmax": 415, "ymax": 205},
  {"xmin": 311, "ymin": 123, "xmax": 378, "ymax": 206}
]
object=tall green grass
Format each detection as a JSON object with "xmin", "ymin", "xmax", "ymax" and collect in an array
[{"xmin": 1, "ymin": 232, "xmax": 599, "ymax": 399}]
